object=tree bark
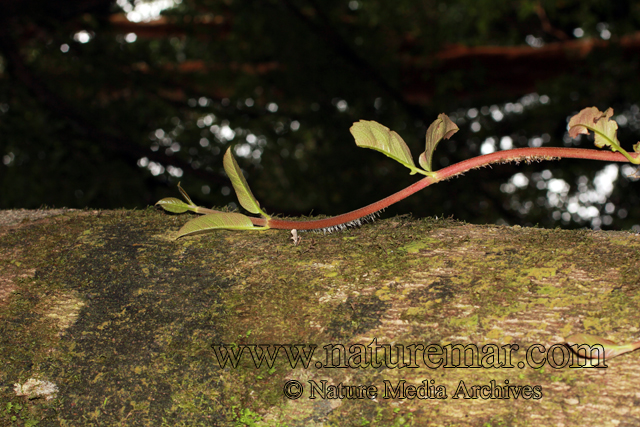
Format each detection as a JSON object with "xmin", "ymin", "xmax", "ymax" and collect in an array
[{"xmin": 1, "ymin": 209, "xmax": 639, "ymax": 425}]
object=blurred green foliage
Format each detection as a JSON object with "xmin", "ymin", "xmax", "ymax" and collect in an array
[{"xmin": 2, "ymin": 0, "xmax": 640, "ymax": 230}]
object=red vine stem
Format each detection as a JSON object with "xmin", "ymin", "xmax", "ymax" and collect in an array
[{"xmin": 217, "ymin": 147, "xmax": 639, "ymax": 230}]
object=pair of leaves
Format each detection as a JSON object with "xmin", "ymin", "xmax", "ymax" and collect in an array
[
  {"xmin": 155, "ymin": 182, "xmax": 198, "ymax": 213},
  {"xmin": 568, "ymin": 107, "xmax": 621, "ymax": 150},
  {"xmin": 156, "ymin": 148, "xmax": 269, "ymax": 237},
  {"xmin": 223, "ymin": 149, "xmax": 269, "ymax": 218},
  {"xmin": 568, "ymin": 107, "xmax": 640, "ymax": 164},
  {"xmin": 350, "ymin": 113, "xmax": 459, "ymax": 174}
]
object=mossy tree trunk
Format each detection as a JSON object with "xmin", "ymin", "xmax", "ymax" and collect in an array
[{"xmin": 2, "ymin": 209, "xmax": 640, "ymax": 426}]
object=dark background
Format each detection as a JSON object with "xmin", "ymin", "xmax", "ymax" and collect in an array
[{"xmin": 2, "ymin": 0, "xmax": 640, "ymax": 230}]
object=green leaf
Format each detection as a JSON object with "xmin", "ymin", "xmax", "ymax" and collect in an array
[
  {"xmin": 155, "ymin": 183, "xmax": 202, "ymax": 213},
  {"xmin": 419, "ymin": 113, "xmax": 459, "ymax": 172},
  {"xmin": 178, "ymin": 212, "xmax": 265, "ymax": 237},
  {"xmin": 177, "ymin": 181, "xmax": 195, "ymax": 205},
  {"xmin": 565, "ymin": 333, "xmax": 640, "ymax": 361},
  {"xmin": 155, "ymin": 197, "xmax": 193, "ymax": 213},
  {"xmin": 568, "ymin": 107, "xmax": 620, "ymax": 150},
  {"xmin": 568, "ymin": 107, "xmax": 639, "ymax": 164},
  {"xmin": 350, "ymin": 120, "xmax": 418, "ymax": 174},
  {"xmin": 223, "ymin": 148, "xmax": 270, "ymax": 218}
]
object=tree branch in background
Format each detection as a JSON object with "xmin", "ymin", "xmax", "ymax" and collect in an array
[
  {"xmin": 400, "ymin": 31, "xmax": 640, "ymax": 102},
  {"xmin": 536, "ymin": 2, "xmax": 569, "ymax": 41},
  {"xmin": 108, "ymin": 13, "xmax": 231, "ymax": 39},
  {"xmin": 106, "ymin": 10, "xmax": 640, "ymax": 105}
]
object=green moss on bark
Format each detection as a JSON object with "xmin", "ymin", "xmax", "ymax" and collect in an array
[{"xmin": 1, "ymin": 209, "xmax": 640, "ymax": 426}]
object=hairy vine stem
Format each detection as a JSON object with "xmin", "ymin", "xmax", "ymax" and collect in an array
[{"xmin": 192, "ymin": 147, "xmax": 636, "ymax": 231}]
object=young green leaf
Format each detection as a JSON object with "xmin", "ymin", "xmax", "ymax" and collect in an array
[
  {"xmin": 565, "ymin": 333, "xmax": 640, "ymax": 361},
  {"xmin": 178, "ymin": 212, "xmax": 266, "ymax": 237},
  {"xmin": 177, "ymin": 181, "xmax": 195, "ymax": 206},
  {"xmin": 223, "ymin": 148, "xmax": 271, "ymax": 219},
  {"xmin": 568, "ymin": 107, "xmax": 620, "ymax": 149},
  {"xmin": 568, "ymin": 107, "xmax": 639, "ymax": 164},
  {"xmin": 419, "ymin": 113, "xmax": 459, "ymax": 172},
  {"xmin": 350, "ymin": 120, "xmax": 420, "ymax": 174},
  {"xmin": 155, "ymin": 197, "xmax": 194, "ymax": 214},
  {"xmin": 155, "ymin": 183, "xmax": 203, "ymax": 213}
]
